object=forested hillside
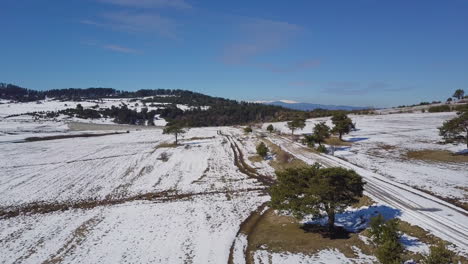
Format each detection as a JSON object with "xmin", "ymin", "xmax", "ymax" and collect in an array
[{"xmin": 1, "ymin": 83, "xmax": 370, "ymax": 127}]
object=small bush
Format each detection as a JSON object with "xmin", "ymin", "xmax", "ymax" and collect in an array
[
  {"xmin": 428, "ymin": 105, "xmax": 451, "ymax": 113},
  {"xmin": 256, "ymin": 142, "xmax": 269, "ymax": 158},
  {"xmin": 369, "ymin": 215, "xmax": 403, "ymax": 264},
  {"xmin": 316, "ymin": 145, "xmax": 327, "ymax": 153},
  {"xmin": 375, "ymin": 239, "xmax": 404, "ymax": 264},
  {"xmin": 302, "ymin": 134, "xmax": 316, "ymax": 148},
  {"xmin": 422, "ymin": 242, "xmax": 454, "ymax": 264},
  {"xmin": 157, "ymin": 152, "xmax": 170, "ymax": 162},
  {"xmin": 267, "ymin": 124, "xmax": 274, "ymax": 133},
  {"xmin": 244, "ymin": 126, "xmax": 253, "ymax": 133}
]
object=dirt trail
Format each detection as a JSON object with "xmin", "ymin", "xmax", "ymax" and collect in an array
[{"xmin": 0, "ymin": 188, "xmax": 265, "ymax": 220}]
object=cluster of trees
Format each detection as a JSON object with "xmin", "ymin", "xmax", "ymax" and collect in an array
[
  {"xmin": 1, "ymin": 83, "xmax": 227, "ymax": 102},
  {"xmin": 2, "ymin": 83, "xmax": 372, "ymax": 128},
  {"xmin": 0, "ymin": 83, "xmax": 45, "ymax": 102},
  {"xmin": 58, "ymin": 104, "xmax": 158, "ymax": 125},
  {"xmin": 162, "ymin": 103, "xmax": 295, "ymax": 127}
]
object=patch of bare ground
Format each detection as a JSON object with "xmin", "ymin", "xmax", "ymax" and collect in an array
[
  {"xmin": 405, "ymin": 149, "xmax": 468, "ymax": 163},
  {"xmin": 0, "ymin": 188, "xmax": 265, "ymax": 220},
  {"xmin": 247, "ymin": 209, "xmax": 374, "ymax": 262},
  {"xmin": 261, "ymin": 138, "xmax": 308, "ymax": 171},
  {"xmin": 325, "ymin": 137, "xmax": 352, "ymax": 147},
  {"xmin": 154, "ymin": 142, "xmax": 179, "ymax": 149},
  {"xmin": 377, "ymin": 143, "xmax": 397, "ymax": 151},
  {"xmin": 228, "ymin": 203, "xmax": 269, "ymax": 264},
  {"xmin": 184, "ymin": 136, "xmax": 216, "ymax": 141},
  {"xmin": 351, "ymin": 195, "xmax": 376, "ymax": 208},
  {"xmin": 21, "ymin": 132, "xmax": 125, "ymax": 142},
  {"xmin": 248, "ymin": 155, "xmax": 264, "ymax": 163},
  {"xmin": 225, "ymin": 135, "xmax": 275, "ymax": 186}
]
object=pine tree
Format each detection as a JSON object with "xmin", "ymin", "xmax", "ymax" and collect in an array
[
  {"xmin": 163, "ymin": 125, "xmax": 186, "ymax": 144},
  {"xmin": 423, "ymin": 242, "xmax": 454, "ymax": 264},
  {"xmin": 287, "ymin": 118, "xmax": 306, "ymax": 135},
  {"xmin": 267, "ymin": 124, "xmax": 274, "ymax": 133},
  {"xmin": 269, "ymin": 164, "xmax": 364, "ymax": 231},
  {"xmin": 313, "ymin": 122, "xmax": 331, "ymax": 146},
  {"xmin": 256, "ymin": 142, "xmax": 269, "ymax": 158},
  {"xmin": 331, "ymin": 113, "xmax": 353, "ymax": 140}
]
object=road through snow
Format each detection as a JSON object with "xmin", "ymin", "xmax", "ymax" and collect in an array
[{"xmin": 268, "ymin": 134, "xmax": 468, "ymax": 254}]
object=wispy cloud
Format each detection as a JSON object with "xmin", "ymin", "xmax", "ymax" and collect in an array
[
  {"xmin": 221, "ymin": 18, "xmax": 301, "ymax": 65},
  {"xmin": 81, "ymin": 40, "xmax": 140, "ymax": 54},
  {"xmin": 81, "ymin": 11, "xmax": 177, "ymax": 38},
  {"xmin": 96, "ymin": 0, "xmax": 191, "ymax": 9},
  {"xmin": 103, "ymin": 44, "xmax": 139, "ymax": 53}
]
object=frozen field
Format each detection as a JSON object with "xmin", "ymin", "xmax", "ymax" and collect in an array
[
  {"xmin": 263, "ymin": 112, "xmax": 467, "ymax": 204},
  {"xmin": 1, "ymin": 103, "xmax": 467, "ymax": 263},
  {"xmin": 0, "ymin": 126, "xmax": 268, "ymax": 263}
]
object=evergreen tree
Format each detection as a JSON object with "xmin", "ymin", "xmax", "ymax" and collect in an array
[
  {"xmin": 369, "ymin": 215, "xmax": 403, "ymax": 264},
  {"xmin": 267, "ymin": 124, "xmax": 274, "ymax": 133},
  {"xmin": 256, "ymin": 142, "xmax": 269, "ymax": 158},
  {"xmin": 269, "ymin": 164, "xmax": 364, "ymax": 231},
  {"xmin": 287, "ymin": 118, "xmax": 306, "ymax": 135},
  {"xmin": 423, "ymin": 242, "xmax": 454, "ymax": 264},
  {"xmin": 453, "ymin": 89, "xmax": 465, "ymax": 100},
  {"xmin": 331, "ymin": 113, "xmax": 353, "ymax": 140},
  {"xmin": 163, "ymin": 125, "xmax": 186, "ymax": 144},
  {"xmin": 439, "ymin": 109, "xmax": 468, "ymax": 148},
  {"xmin": 313, "ymin": 122, "xmax": 331, "ymax": 146}
]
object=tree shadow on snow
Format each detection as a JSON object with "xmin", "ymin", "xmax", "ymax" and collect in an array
[
  {"xmin": 345, "ymin": 137, "xmax": 369, "ymax": 142},
  {"xmin": 302, "ymin": 205, "xmax": 401, "ymax": 239},
  {"xmin": 332, "ymin": 146, "xmax": 351, "ymax": 151}
]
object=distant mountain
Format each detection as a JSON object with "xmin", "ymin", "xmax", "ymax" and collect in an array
[{"xmin": 262, "ymin": 100, "xmax": 369, "ymax": 111}]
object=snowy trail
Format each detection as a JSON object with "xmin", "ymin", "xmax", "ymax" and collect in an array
[{"xmin": 268, "ymin": 135, "xmax": 468, "ymax": 253}]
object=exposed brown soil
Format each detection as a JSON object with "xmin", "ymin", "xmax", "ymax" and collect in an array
[{"xmin": 22, "ymin": 132, "xmax": 125, "ymax": 142}]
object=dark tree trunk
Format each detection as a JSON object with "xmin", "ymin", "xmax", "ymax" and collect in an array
[
  {"xmin": 339, "ymin": 132, "xmax": 343, "ymax": 140},
  {"xmin": 175, "ymin": 133, "xmax": 178, "ymax": 145},
  {"xmin": 328, "ymin": 211, "xmax": 335, "ymax": 232}
]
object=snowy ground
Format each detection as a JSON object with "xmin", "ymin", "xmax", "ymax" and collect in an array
[
  {"xmin": 0, "ymin": 125, "xmax": 268, "ymax": 263},
  {"xmin": 263, "ymin": 112, "xmax": 467, "ymax": 204},
  {"xmin": 1, "ymin": 103, "xmax": 466, "ymax": 263}
]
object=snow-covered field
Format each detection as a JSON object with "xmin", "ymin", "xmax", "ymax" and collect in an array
[
  {"xmin": 1, "ymin": 101, "xmax": 467, "ymax": 263},
  {"xmin": 0, "ymin": 125, "xmax": 268, "ymax": 263},
  {"xmin": 263, "ymin": 112, "xmax": 467, "ymax": 204}
]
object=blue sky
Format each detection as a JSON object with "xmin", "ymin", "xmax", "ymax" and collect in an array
[{"xmin": 1, "ymin": 0, "xmax": 467, "ymax": 107}]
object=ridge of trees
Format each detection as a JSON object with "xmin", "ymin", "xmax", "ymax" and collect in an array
[{"xmin": 1, "ymin": 83, "xmax": 372, "ymax": 127}]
